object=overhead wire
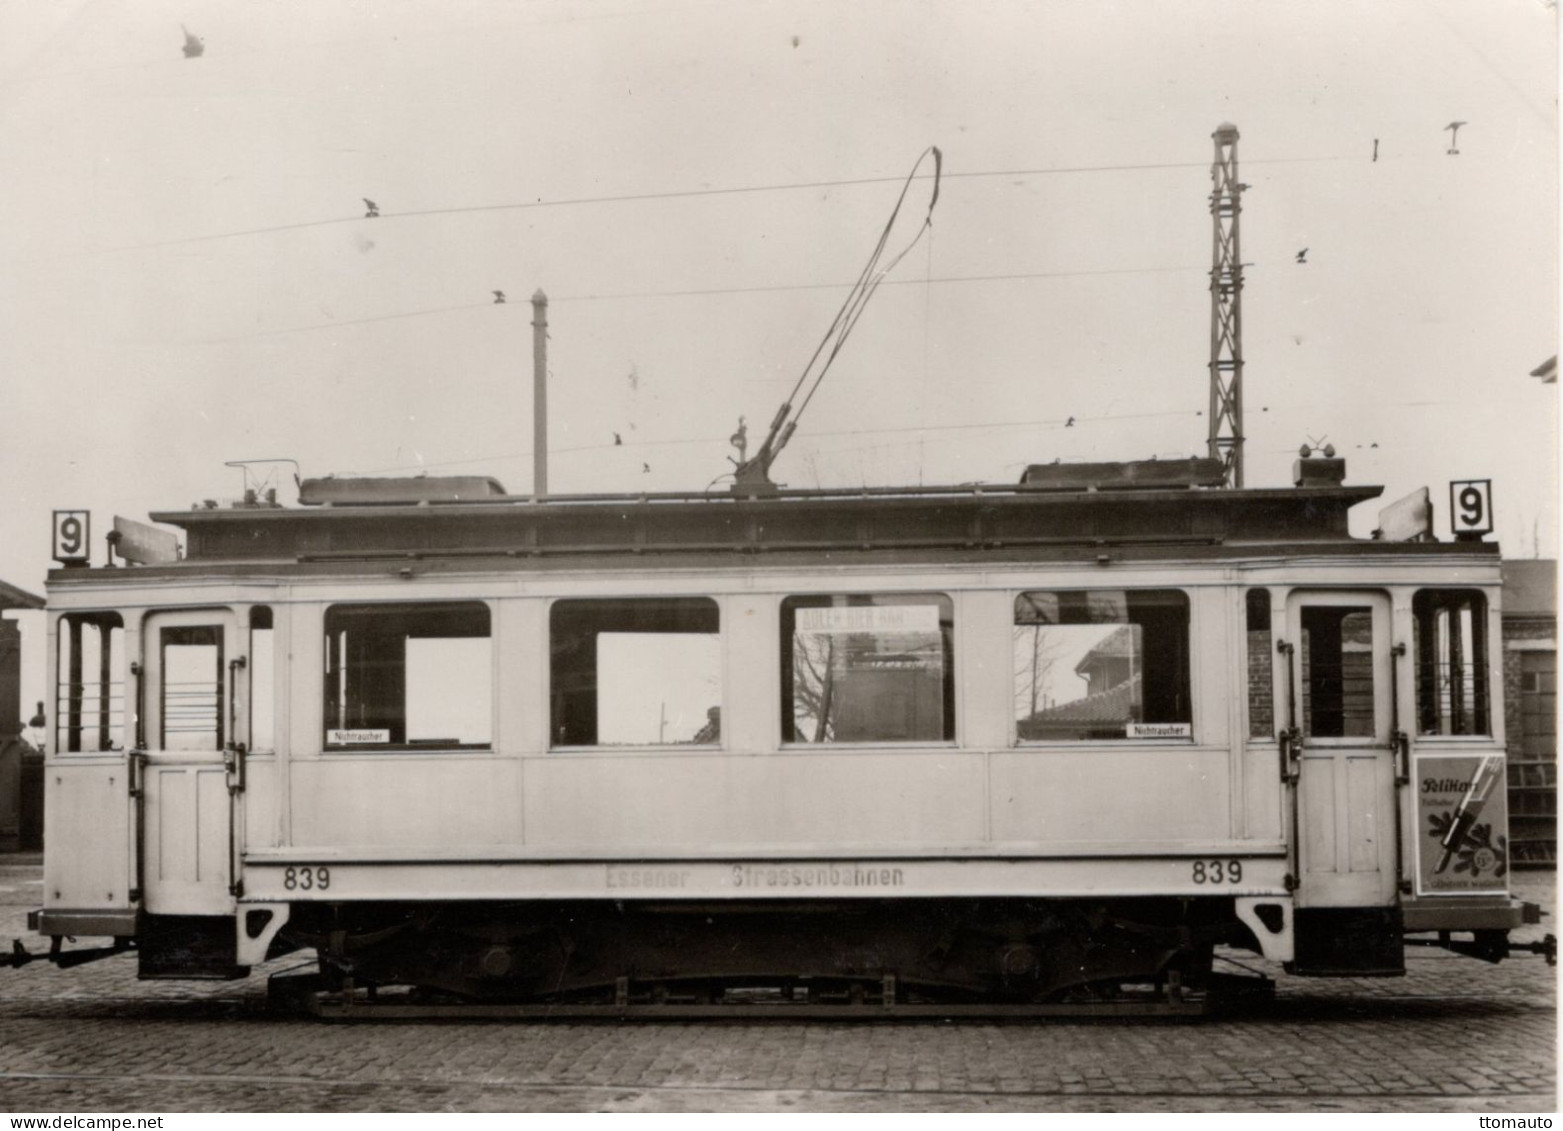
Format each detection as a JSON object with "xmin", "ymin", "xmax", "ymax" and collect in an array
[
  {"xmin": 199, "ymin": 264, "xmax": 1203, "ymax": 343},
  {"xmin": 110, "ymin": 153, "xmax": 1354, "ymax": 255},
  {"xmin": 357, "ymin": 399, "xmax": 1466, "ymax": 478}
]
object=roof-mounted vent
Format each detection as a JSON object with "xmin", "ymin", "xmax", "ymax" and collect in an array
[
  {"xmin": 1292, "ymin": 456, "xmax": 1346, "ymax": 488},
  {"xmin": 1020, "ymin": 458, "xmax": 1226, "ymax": 491},
  {"xmin": 298, "ymin": 475, "xmax": 508, "ymax": 506}
]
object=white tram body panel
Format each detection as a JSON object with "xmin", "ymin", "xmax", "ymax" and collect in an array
[{"xmin": 28, "ymin": 463, "xmax": 1538, "ymax": 1001}]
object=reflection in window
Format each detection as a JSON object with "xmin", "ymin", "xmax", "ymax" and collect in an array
[
  {"xmin": 324, "ymin": 603, "xmax": 491, "ymax": 748},
  {"xmin": 782, "ymin": 594, "xmax": 954, "ymax": 743},
  {"xmin": 1014, "ymin": 590, "xmax": 1190, "ymax": 741},
  {"xmin": 250, "ymin": 607, "xmax": 274, "ymax": 751},
  {"xmin": 1247, "ymin": 590, "xmax": 1274, "ymax": 739},
  {"xmin": 1300, "ymin": 606, "xmax": 1375, "ymax": 738},
  {"xmin": 1414, "ymin": 590, "xmax": 1490, "ymax": 736},
  {"xmin": 55, "ymin": 613, "xmax": 125, "ymax": 752},
  {"xmin": 550, "ymin": 598, "xmax": 720, "ymax": 747},
  {"xmin": 161, "ymin": 625, "xmax": 224, "ymax": 751}
]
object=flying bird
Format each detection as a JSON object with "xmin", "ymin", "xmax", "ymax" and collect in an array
[
  {"xmin": 1445, "ymin": 121, "xmax": 1466, "ymax": 154},
  {"xmin": 363, "ymin": 198, "xmax": 380, "ymax": 218},
  {"xmin": 1065, "ymin": 416, "xmax": 1075, "ymax": 427},
  {"xmin": 181, "ymin": 25, "xmax": 204, "ymax": 58},
  {"xmin": 1372, "ymin": 139, "xmax": 1379, "ymax": 162},
  {"xmin": 613, "ymin": 432, "xmax": 623, "ymax": 446},
  {"xmin": 492, "ymin": 290, "xmax": 506, "ymax": 304},
  {"xmin": 642, "ymin": 463, "xmax": 651, "ymax": 474},
  {"xmin": 1296, "ymin": 248, "xmax": 1309, "ymax": 264}
]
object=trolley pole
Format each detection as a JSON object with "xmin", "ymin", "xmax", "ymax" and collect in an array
[{"xmin": 532, "ymin": 288, "xmax": 549, "ymax": 501}]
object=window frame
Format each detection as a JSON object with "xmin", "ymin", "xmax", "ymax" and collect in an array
[
  {"xmin": 1245, "ymin": 588, "xmax": 1277, "ymax": 743},
  {"xmin": 247, "ymin": 605, "xmax": 275, "ymax": 754},
  {"xmin": 548, "ymin": 595, "xmax": 724, "ymax": 751},
  {"xmin": 1011, "ymin": 587, "xmax": 1194, "ymax": 745},
  {"xmin": 53, "ymin": 610, "xmax": 126, "ymax": 754},
  {"xmin": 1411, "ymin": 588, "xmax": 1493, "ymax": 739},
  {"xmin": 321, "ymin": 600, "xmax": 495, "ymax": 752},
  {"xmin": 779, "ymin": 591, "xmax": 956, "ymax": 747}
]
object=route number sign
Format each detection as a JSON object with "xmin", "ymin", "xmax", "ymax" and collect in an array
[
  {"xmin": 1448, "ymin": 480, "xmax": 1493, "ymax": 537},
  {"xmin": 51, "ymin": 510, "xmax": 90, "ymax": 564}
]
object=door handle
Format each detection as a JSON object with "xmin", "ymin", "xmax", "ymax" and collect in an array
[
  {"xmin": 1279, "ymin": 726, "xmax": 1302, "ymax": 783},
  {"xmin": 127, "ymin": 749, "xmax": 146, "ymax": 904},
  {"xmin": 223, "ymin": 745, "xmax": 247, "ymax": 795}
]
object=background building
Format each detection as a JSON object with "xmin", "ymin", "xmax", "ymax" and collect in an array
[
  {"xmin": 1502, "ymin": 560, "xmax": 1556, "ymax": 866},
  {"xmin": 0, "ymin": 580, "xmax": 44, "ymax": 852}
]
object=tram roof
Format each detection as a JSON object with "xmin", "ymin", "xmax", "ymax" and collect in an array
[{"xmin": 45, "ymin": 475, "xmax": 1482, "ymax": 578}]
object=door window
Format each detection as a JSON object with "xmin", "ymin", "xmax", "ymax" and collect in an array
[
  {"xmin": 160, "ymin": 624, "xmax": 224, "ymax": 751},
  {"xmin": 1299, "ymin": 605, "xmax": 1375, "ymax": 739}
]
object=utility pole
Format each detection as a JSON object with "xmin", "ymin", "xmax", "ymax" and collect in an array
[
  {"xmin": 531, "ymin": 289, "xmax": 548, "ymax": 500},
  {"xmin": 1207, "ymin": 123, "xmax": 1245, "ymax": 487}
]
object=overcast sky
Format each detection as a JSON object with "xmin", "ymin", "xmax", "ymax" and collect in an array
[{"xmin": 0, "ymin": 0, "xmax": 1556, "ymax": 709}]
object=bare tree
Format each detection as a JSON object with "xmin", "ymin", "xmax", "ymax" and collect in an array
[
  {"xmin": 1013, "ymin": 625, "xmax": 1063, "ymax": 720},
  {"xmin": 791, "ymin": 631, "xmax": 837, "ymax": 742}
]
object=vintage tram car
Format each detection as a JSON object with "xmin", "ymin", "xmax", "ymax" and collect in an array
[{"xmin": 18, "ymin": 455, "xmax": 1544, "ymax": 1013}]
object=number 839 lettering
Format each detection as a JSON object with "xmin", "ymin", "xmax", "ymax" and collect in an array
[
  {"xmin": 1191, "ymin": 859, "xmax": 1242, "ymax": 884},
  {"xmin": 283, "ymin": 866, "xmax": 330, "ymax": 891}
]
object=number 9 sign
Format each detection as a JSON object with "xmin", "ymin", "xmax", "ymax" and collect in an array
[
  {"xmin": 1448, "ymin": 480, "xmax": 1493, "ymax": 537},
  {"xmin": 52, "ymin": 510, "xmax": 91, "ymax": 564}
]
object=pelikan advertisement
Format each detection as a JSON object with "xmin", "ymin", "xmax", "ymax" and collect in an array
[{"xmin": 1415, "ymin": 754, "xmax": 1510, "ymax": 896}]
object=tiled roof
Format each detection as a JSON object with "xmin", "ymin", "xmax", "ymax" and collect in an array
[
  {"xmin": 0, "ymin": 579, "xmax": 43, "ymax": 610},
  {"xmin": 1018, "ymin": 675, "xmax": 1140, "ymax": 732}
]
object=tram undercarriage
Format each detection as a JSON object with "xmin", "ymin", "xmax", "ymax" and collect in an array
[{"xmin": 269, "ymin": 897, "xmax": 1256, "ymax": 1017}]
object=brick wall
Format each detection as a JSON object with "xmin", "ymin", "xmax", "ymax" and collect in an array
[
  {"xmin": 1247, "ymin": 629, "xmax": 1274, "ymax": 737},
  {"xmin": 1503, "ymin": 616, "xmax": 1555, "ymax": 759}
]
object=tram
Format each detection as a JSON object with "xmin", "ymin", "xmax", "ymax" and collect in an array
[{"xmin": 11, "ymin": 452, "xmax": 1548, "ymax": 1014}]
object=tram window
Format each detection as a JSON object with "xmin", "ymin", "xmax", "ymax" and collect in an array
[
  {"xmin": 782, "ymin": 594, "xmax": 954, "ymax": 744},
  {"xmin": 550, "ymin": 598, "xmax": 720, "ymax": 747},
  {"xmin": 1413, "ymin": 590, "xmax": 1490, "ymax": 736},
  {"xmin": 54, "ymin": 613, "xmax": 125, "ymax": 752},
  {"xmin": 1299, "ymin": 606, "xmax": 1375, "ymax": 739},
  {"xmin": 323, "ymin": 603, "xmax": 491, "ymax": 749},
  {"xmin": 1014, "ymin": 590, "xmax": 1190, "ymax": 742},
  {"xmin": 1246, "ymin": 590, "xmax": 1275, "ymax": 739},
  {"xmin": 249, "ymin": 607, "xmax": 274, "ymax": 752}
]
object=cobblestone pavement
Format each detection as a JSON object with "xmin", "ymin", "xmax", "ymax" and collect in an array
[{"xmin": 0, "ymin": 857, "xmax": 1554, "ymax": 1114}]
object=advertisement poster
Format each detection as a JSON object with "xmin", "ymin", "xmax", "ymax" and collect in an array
[{"xmin": 1414, "ymin": 754, "xmax": 1509, "ymax": 896}]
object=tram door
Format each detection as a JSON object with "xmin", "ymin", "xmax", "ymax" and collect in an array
[
  {"xmin": 139, "ymin": 611, "xmax": 240, "ymax": 915},
  {"xmin": 1284, "ymin": 593, "xmax": 1398, "ymax": 908}
]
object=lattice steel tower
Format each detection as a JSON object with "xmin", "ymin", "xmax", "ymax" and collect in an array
[{"xmin": 1206, "ymin": 123, "xmax": 1245, "ymax": 487}]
